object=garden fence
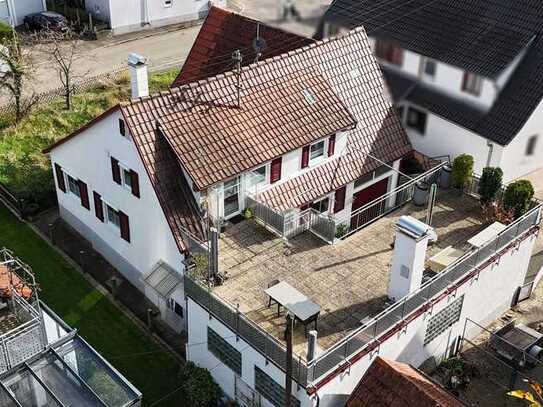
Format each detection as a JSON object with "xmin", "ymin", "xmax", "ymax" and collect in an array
[{"xmin": 0, "ymin": 58, "xmax": 184, "ymax": 117}]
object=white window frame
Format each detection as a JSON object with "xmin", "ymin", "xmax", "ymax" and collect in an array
[
  {"xmin": 420, "ymin": 57, "xmax": 437, "ymax": 80},
  {"xmin": 462, "ymin": 72, "xmax": 483, "ymax": 96},
  {"xmin": 103, "ymin": 200, "xmax": 121, "ymax": 232},
  {"xmin": 405, "ymin": 106, "xmax": 427, "ymax": 135},
  {"xmin": 167, "ymin": 298, "xmax": 184, "ymax": 318},
  {"xmin": 309, "ymin": 140, "xmax": 327, "ymax": 166},
  {"xmin": 119, "ymin": 162, "xmax": 133, "ymax": 191},
  {"xmin": 64, "ymin": 171, "xmax": 81, "ymax": 200},
  {"xmin": 249, "ymin": 164, "xmax": 268, "ymax": 187},
  {"xmin": 311, "ymin": 196, "xmax": 330, "ymax": 214},
  {"xmin": 526, "ymin": 135, "xmax": 538, "ymax": 156}
]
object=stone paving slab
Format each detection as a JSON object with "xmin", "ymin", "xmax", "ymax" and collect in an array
[{"xmin": 214, "ymin": 190, "xmax": 485, "ymax": 358}]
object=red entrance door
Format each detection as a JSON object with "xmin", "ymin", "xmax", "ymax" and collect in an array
[{"xmin": 350, "ymin": 177, "xmax": 389, "ymax": 230}]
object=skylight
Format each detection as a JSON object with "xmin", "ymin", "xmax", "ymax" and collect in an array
[{"xmin": 302, "ymin": 89, "xmax": 317, "ymax": 105}]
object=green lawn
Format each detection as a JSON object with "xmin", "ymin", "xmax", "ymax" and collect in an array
[
  {"xmin": 0, "ymin": 205, "xmax": 186, "ymax": 406},
  {"xmin": 0, "ymin": 68, "xmax": 180, "ymax": 208}
]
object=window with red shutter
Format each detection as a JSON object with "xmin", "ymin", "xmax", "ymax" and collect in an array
[
  {"xmin": 119, "ymin": 118, "xmax": 126, "ymax": 136},
  {"xmin": 54, "ymin": 163, "xmax": 66, "ymax": 193},
  {"xmin": 270, "ymin": 157, "xmax": 282, "ymax": 183},
  {"xmin": 111, "ymin": 157, "xmax": 121, "ymax": 184},
  {"xmin": 328, "ymin": 135, "xmax": 336, "ymax": 157},
  {"xmin": 130, "ymin": 170, "xmax": 140, "ymax": 198},
  {"xmin": 334, "ymin": 186, "xmax": 346, "ymax": 213},
  {"xmin": 375, "ymin": 39, "xmax": 403, "ymax": 66},
  {"xmin": 119, "ymin": 211, "xmax": 130, "ymax": 242},
  {"xmin": 78, "ymin": 180, "xmax": 90, "ymax": 210},
  {"xmin": 301, "ymin": 146, "xmax": 310, "ymax": 169},
  {"xmin": 93, "ymin": 192, "xmax": 104, "ymax": 221}
]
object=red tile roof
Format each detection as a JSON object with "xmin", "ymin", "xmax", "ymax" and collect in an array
[
  {"xmin": 257, "ymin": 31, "xmax": 411, "ymax": 210},
  {"xmin": 131, "ymin": 126, "xmax": 207, "ymax": 248},
  {"xmin": 346, "ymin": 357, "xmax": 465, "ymax": 407},
  {"xmin": 172, "ymin": 6, "xmax": 314, "ymax": 87},
  {"xmin": 121, "ymin": 61, "xmax": 358, "ymax": 191}
]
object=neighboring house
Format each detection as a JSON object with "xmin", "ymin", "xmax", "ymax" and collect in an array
[
  {"xmin": 318, "ymin": 0, "xmax": 543, "ymax": 183},
  {"xmin": 42, "ymin": 8, "xmax": 543, "ymax": 407},
  {"xmin": 0, "ymin": 0, "xmax": 46, "ymax": 27},
  {"xmin": 345, "ymin": 357, "xmax": 465, "ymax": 407},
  {"xmin": 171, "ymin": 6, "xmax": 315, "ymax": 87},
  {"xmin": 0, "ymin": 248, "xmax": 142, "ymax": 406},
  {"xmin": 84, "ymin": 0, "xmax": 226, "ymax": 35}
]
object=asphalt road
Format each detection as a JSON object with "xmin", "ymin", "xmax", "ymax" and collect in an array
[{"xmin": 0, "ymin": 0, "xmax": 331, "ymax": 102}]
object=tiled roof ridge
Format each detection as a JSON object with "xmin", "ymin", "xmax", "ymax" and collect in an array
[
  {"xmin": 121, "ymin": 27, "xmax": 367, "ymax": 110},
  {"xmin": 208, "ymin": 5, "xmax": 318, "ymax": 46}
]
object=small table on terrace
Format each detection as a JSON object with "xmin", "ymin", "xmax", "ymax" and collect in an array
[{"xmin": 264, "ymin": 281, "xmax": 321, "ymax": 336}]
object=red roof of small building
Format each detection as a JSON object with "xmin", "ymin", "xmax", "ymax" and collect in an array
[
  {"xmin": 171, "ymin": 6, "xmax": 314, "ymax": 87},
  {"xmin": 346, "ymin": 357, "xmax": 465, "ymax": 407}
]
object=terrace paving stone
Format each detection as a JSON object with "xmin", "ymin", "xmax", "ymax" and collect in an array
[{"xmin": 214, "ymin": 190, "xmax": 485, "ymax": 359}]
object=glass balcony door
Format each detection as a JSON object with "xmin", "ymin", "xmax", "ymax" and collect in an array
[{"xmin": 224, "ymin": 177, "xmax": 241, "ymax": 219}]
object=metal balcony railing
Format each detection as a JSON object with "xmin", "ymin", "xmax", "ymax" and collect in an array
[{"xmin": 306, "ymin": 202, "xmax": 542, "ymax": 383}]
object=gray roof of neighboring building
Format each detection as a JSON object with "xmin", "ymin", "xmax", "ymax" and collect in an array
[{"xmin": 320, "ymin": 0, "xmax": 543, "ymax": 146}]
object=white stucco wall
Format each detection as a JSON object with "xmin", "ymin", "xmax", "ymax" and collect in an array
[
  {"xmin": 186, "ymin": 298, "xmax": 315, "ymax": 407},
  {"xmin": 3, "ymin": 0, "xmax": 45, "ymax": 26},
  {"xmin": 367, "ymin": 37, "xmax": 496, "ymax": 110},
  {"xmin": 98, "ymin": 0, "xmax": 226, "ymax": 35},
  {"xmin": 500, "ymin": 100, "xmax": 543, "ymax": 182},
  {"xmin": 186, "ymin": 210, "xmax": 540, "ymax": 406},
  {"xmin": 403, "ymin": 104, "xmax": 504, "ymax": 176},
  {"xmin": 49, "ymin": 112, "xmax": 186, "ymax": 320}
]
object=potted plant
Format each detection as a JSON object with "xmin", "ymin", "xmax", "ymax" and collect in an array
[
  {"xmin": 478, "ymin": 167, "xmax": 503, "ymax": 205},
  {"xmin": 451, "ymin": 154, "xmax": 474, "ymax": 193},
  {"xmin": 242, "ymin": 207, "xmax": 253, "ymax": 220},
  {"xmin": 503, "ymin": 180, "xmax": 534, "ymax": 218},
  {"xmin": 335, "ymin": 223, "xmax": 349, "ymax": 239}
]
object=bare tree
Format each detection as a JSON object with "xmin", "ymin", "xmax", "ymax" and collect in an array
[
  {"xmin": 0, "ymin": 31, "xmax": 35, "ymax": 123},
  {"xmin": 40, "ymin": 28, "xmax": 88, "ymax": 110}
]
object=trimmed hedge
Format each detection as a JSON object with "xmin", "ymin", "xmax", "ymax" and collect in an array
[
  {"xmin": 478, "ymin": 167, "xmax": 503, "ymax": 205},
  {"xmin": 451, "ymin": 154, "xmax": 474, "ymax": 189},
  {"xmin": 503, "ymin": 180, "xmax": 534, "ymax": 218}
]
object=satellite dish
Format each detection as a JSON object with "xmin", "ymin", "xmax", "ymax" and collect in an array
[{"xmin": 253, "ymin": 36, "xmax": 267, "ymax": 54}]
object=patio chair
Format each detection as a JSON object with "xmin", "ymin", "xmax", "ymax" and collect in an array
[{"xmin": 267, "ymin": 279, "xmax": 280, "ymax": 307}]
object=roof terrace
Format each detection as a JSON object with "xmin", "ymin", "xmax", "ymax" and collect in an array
[
  {"xmin": 184, "ymin": 165, "xmax": 543, "ymax": 386},
  {"xmin": 214, "ymin": 188, "xmax": 485, "ymax": 358}
]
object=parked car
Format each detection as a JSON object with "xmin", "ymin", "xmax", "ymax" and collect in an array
[{"xmin": 23, "ymin": 12, "xmax": 69, "ymax": 32}]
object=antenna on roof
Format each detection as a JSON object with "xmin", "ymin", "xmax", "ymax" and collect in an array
[
  {"xmin": 232, "ymin": 50, "xmax": 243, "ymax": 108},
  {"xmin": 253, "ymin": 23, "xmax": 267, "ymax": 63}
]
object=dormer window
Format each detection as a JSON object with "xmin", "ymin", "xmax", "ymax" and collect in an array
[
  {"xmin": 310, "ymin": 140, "xmax": 325, "ymax": 162},
  {"xmin": 375, "ymin": 39, "xmax": 403, "ymax": 67},
  {"xmin": 462, "ymin": 72, "xmax": 483, "ymax": 96}
]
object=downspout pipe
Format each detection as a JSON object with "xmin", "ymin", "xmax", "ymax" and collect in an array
[{"xmin": 486, "ymin": 140, "xmax": 494, "ymax": 167}]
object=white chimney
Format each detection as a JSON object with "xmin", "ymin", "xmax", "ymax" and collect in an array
[
  {"xmin": 388, "ymin": 216, "xmax": 437, "ymax": 301},
  {"xmin": 128, "ymin": 53, "xmax": 149, "ymax": 99}
]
